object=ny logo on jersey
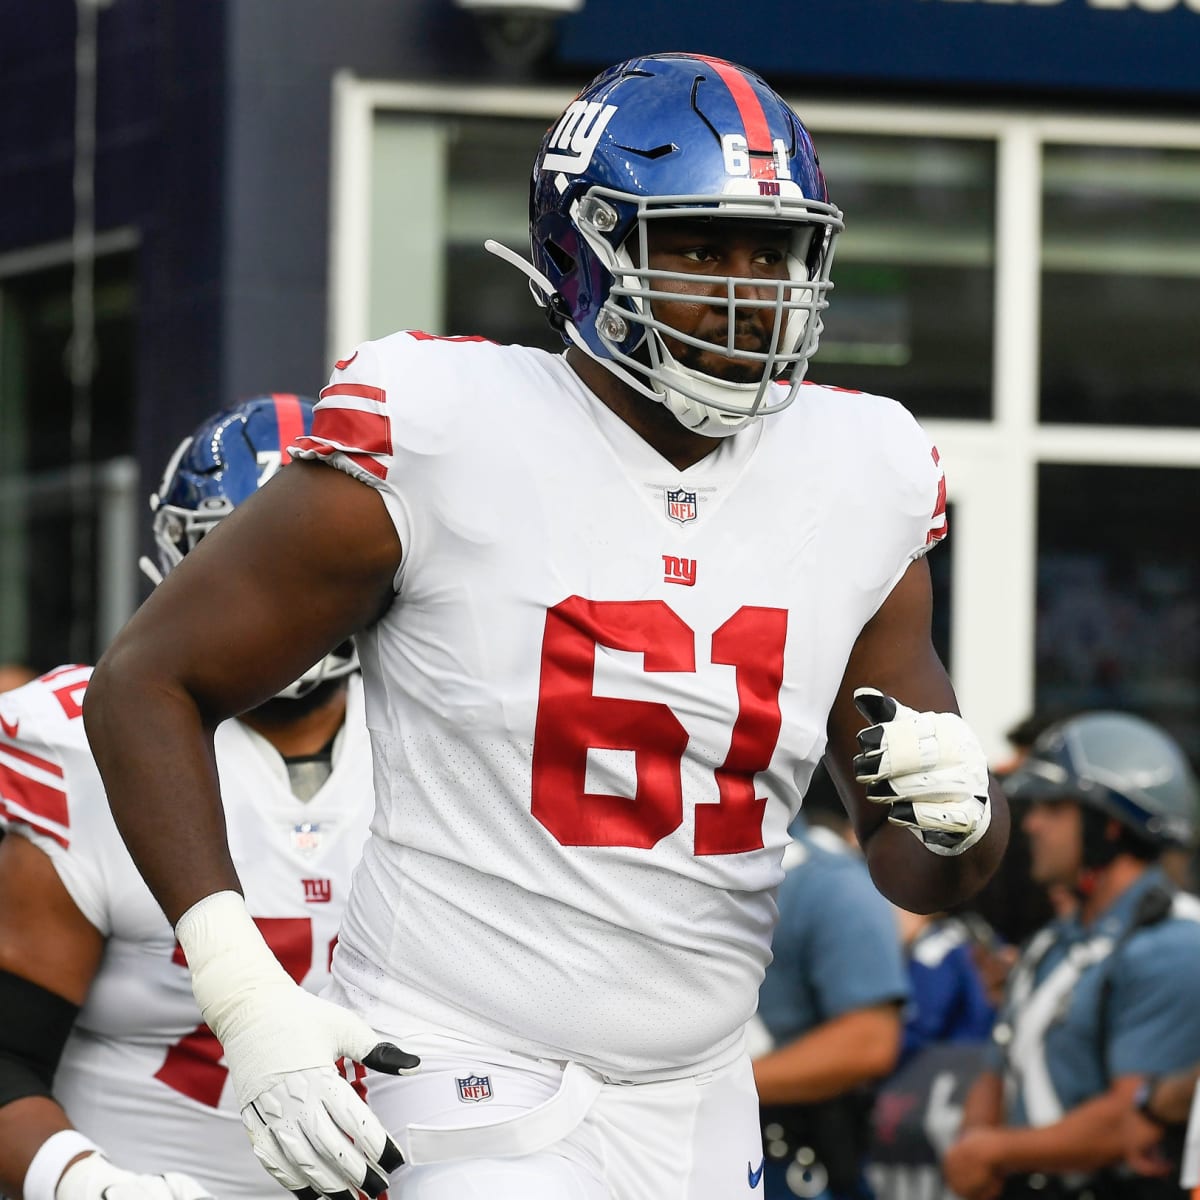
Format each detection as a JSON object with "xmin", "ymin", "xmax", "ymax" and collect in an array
[
  {"xmin": 666, "ymin": 488, "xmax": 697, "ymax": 524},
  {"xmin": 302, "ymin": 878, "xmax": 332, "ymax": 903},
  {"xmin": 541, "ymin": 101, "xmax": 617, "ymax": 174},
  {"xmin": 457, "ymin": 1074, "xmax": 493, "ymax": 1103},
  {"xmin": 663, "ymin": 556, "xmax": 697, "ymax": 587}
]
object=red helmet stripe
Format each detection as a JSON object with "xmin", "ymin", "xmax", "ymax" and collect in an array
[
  {"xmin": 271, "ymin": 393, "xmax": 305, "ymax": 465},
  {"xmin": 692, "ymin": 55, "xmax": 775, "ymax": 179}
]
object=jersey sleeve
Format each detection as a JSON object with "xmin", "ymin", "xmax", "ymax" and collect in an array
[
  {"xmin": 290, "ymin": 338, "xmax": 414, "ymax": 556},
  {"xmin": 292, "ymin": 334, "xmax": 473, "ymax": 586},
  {"xmin": 0, "ymin": 667, "xmax": 117, "ymax": 935},
  {"xmin": 919, "ymin": 444, "xmax": 949, "ymax": 557},
  {"xmin": 825, "ymin": 391, "xmax": 949, "ymax": 623},
  {"xmin": 874, "ymin": 418, "xmax": 946, "ymax": 623},
  {"xmin": 877, "ymin": 403, "xmax": 948, "ymax": 571},
  {"xmin": 291, "ymin": 331, "xmax": 505, "ymax": 595}
]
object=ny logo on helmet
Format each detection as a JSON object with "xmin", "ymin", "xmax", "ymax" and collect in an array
[{"xmin": 542, "ymin": 101, "xmax": 618, "ymax": 175}]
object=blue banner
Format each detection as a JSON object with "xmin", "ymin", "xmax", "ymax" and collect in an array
[{"xmin": 556, "ymin": 0, "xmax": 1200, "ymax": 99}]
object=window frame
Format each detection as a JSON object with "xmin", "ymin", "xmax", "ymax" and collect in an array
[{"xmin": 328, "ymin": 73, "xmax": 1200, "ymax": 756}]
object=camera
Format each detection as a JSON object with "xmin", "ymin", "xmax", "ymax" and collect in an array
[
  {"xmin": 453, "ymin": 0, "xmax": 585, "ymax": 68},
  {"xmin": 453, "ymin": 0, "xmax": 583, "ymax": 12}
]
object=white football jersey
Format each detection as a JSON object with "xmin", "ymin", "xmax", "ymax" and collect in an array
[
  {"xmin": 293, "ymin": 333, "xmax": 947, "ymax": 1081},
  {"xmin": 0, "ymin": 668, "xmax": 375, "ymax": 1200}
]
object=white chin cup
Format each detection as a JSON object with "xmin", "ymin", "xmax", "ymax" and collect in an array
[{"xmin": 651, "ymin": 344, "xmax": 773, "ymax": 439}]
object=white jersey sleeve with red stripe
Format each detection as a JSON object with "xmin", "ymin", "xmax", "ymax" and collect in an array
[
  {"xmin": 0, "ymin": 670, "xmax": 378, "ymax": 1200},
  {"xmin": 293, "ymin": 341, "xmax": 393, "ymax": 476},
  {"xmin": 292, "ymin": 332, "xmax": 500, "ymax": 562},
  {"xmin": 292, "ymin": 338, "xmax": 421, "ymax": 580},
  {"xmin": 924, "ymin": 445, "xmax": 949, "ymax": 552},
  {"xmin": 0, "ymin": 665, "xmax": 123, "ymax": 931}
]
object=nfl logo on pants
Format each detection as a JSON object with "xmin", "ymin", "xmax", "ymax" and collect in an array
[{"xmin": 457, "ymin": 1074, "xmax": 493, "ymax": 1103}]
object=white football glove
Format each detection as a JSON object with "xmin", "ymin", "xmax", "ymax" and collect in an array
[
  {"xmin": 852, "ymin": 688, "xmax": 991, "ymax": 856},
  {"xmin": 175, "ymin": 892, "xmax": 419, "ymax": 1200},
  {"xmin": 57, "ymin": 1154, "xmax": 214, "ymax": 1200}
]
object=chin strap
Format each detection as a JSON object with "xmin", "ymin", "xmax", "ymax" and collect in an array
[
  {"xmin": 484, "ymin": 239, "xmax": 665, "ymax": 399},
  {"xmin": 483, "ymin": 240, "xmax": 573, "ymax": 334},
  {"xmin": 138, "ymin": 556, "xmax": 164, "ymax": 587}
]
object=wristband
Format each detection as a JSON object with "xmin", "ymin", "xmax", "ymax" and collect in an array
[
  {"xmin": 174, "ymin": 890, "xmax": 288, "ymax": 1037},
  {"xmin": 23, "ymin": 1131, "xmax": 100, "ymax": 1200}
]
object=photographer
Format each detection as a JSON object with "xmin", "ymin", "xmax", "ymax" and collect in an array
[{"xmin": 943, "ymin": 713, "xmax": 1200, "ymax": 1200}]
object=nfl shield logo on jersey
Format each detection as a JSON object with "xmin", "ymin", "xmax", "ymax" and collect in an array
[
  {"xmin": 456, "ymin": 1074, "xmax": 493, "ymax": 1103},
  {"xmin": 666, "ymin": 488, "xmax": 697, "ymax": 525},
  {"xmin": 291, "ymin": 822, "xmax": 322, "ymax": 856}
]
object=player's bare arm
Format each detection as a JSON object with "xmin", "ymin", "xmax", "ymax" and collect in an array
[
  {"xmin": 824, "ymin": 556, "xmax": 1009, "ymax": 913},
  {"xmin": 0, "ymin": 835, "xmax": 104, "ymax": 1197},
  {"xmin": 85, "ymin": 459, "xmax": 413, "ymax": 1200},
  {"xmin": 84, "ymin": 460, "xmax": 400, "ymax": 924}
]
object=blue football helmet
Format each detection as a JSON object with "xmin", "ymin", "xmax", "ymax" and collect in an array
[
  {"xmin": 143, "ymin": 395, "xmax": 358, "ymax": 700},
  {"xmin": 489, "ymin": 52, "xmax": 843, "ymax": 437}
]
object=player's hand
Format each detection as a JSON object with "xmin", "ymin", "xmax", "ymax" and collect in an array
[
  {"xmin": 175, "ymin": 893, "xmax": 419, "ymax": 1200},
  {"xmin": 57, "ymin": 1154, "xmax": 214, "ymax": 1200},
  {"xmin": 852, "ymin": 688, "xmax": 991, "ymax": 856},
  {"xmin": 231, "ymin": 996, "xmax": 415, "ymax": 1200}
]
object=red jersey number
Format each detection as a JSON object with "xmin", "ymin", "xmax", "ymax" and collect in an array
[
  {"xmin": 531, "ymin": 598, "xmax": 786, "ymax": 855},
  {"xmin": 154, "ymin": 917, "xmax": 314, "ymax": 1107}
]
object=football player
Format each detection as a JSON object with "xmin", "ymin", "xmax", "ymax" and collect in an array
[
  {"xmin": 0, "ymin": 397, "xmax": 370, "ymax": 1200},
  {"xmin": 84, "ymin": 54, "xmax": 1010, "ymax": 1200}
]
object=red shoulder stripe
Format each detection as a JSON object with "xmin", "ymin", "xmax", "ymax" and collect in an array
[
  {"xmin": 0, "ymin": 762, "xmax": 69, "ymax": 846},
  {"xmin": 309, "ymin": 406, "xmax": 392, "ymax": 457},
  {"xmin": 318, "ymin": 382, "xmax": 385, "ymax": 406},
  {"xmin": 926, "ymin": 447, "xmax": 948, "ymax": 545},
  {"xmin": 405, "ymin": 331, "xmax": 491, "ymax": 344},
  {"xmin": 39, "ymin": 664, "xmax": 89, "ymax": 683},
  {"xmin": 0, "ymin": 739, "xmax": 64, "ymax": 779}
]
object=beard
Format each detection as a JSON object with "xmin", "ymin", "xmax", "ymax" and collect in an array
[{"xmin": 671, "ymin": 321, "xmax": 771, "ymax": 383}]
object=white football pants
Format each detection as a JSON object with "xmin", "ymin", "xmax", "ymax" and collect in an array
[{"xmin": 361, "ymin": 1032, "xmax": 765, "ymax": 1200}]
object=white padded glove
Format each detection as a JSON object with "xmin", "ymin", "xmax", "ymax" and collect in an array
[
  {"xmin": 175, "ymin": 891, "xmax": 419, "ymax": 1200},
  {"xmin": 57, "ymin": 1155, "xmax": 214, "ymax": 1200},
  {"xmin": 852, "ymin": 688, "xmax": 991, "ymax": 856}
]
